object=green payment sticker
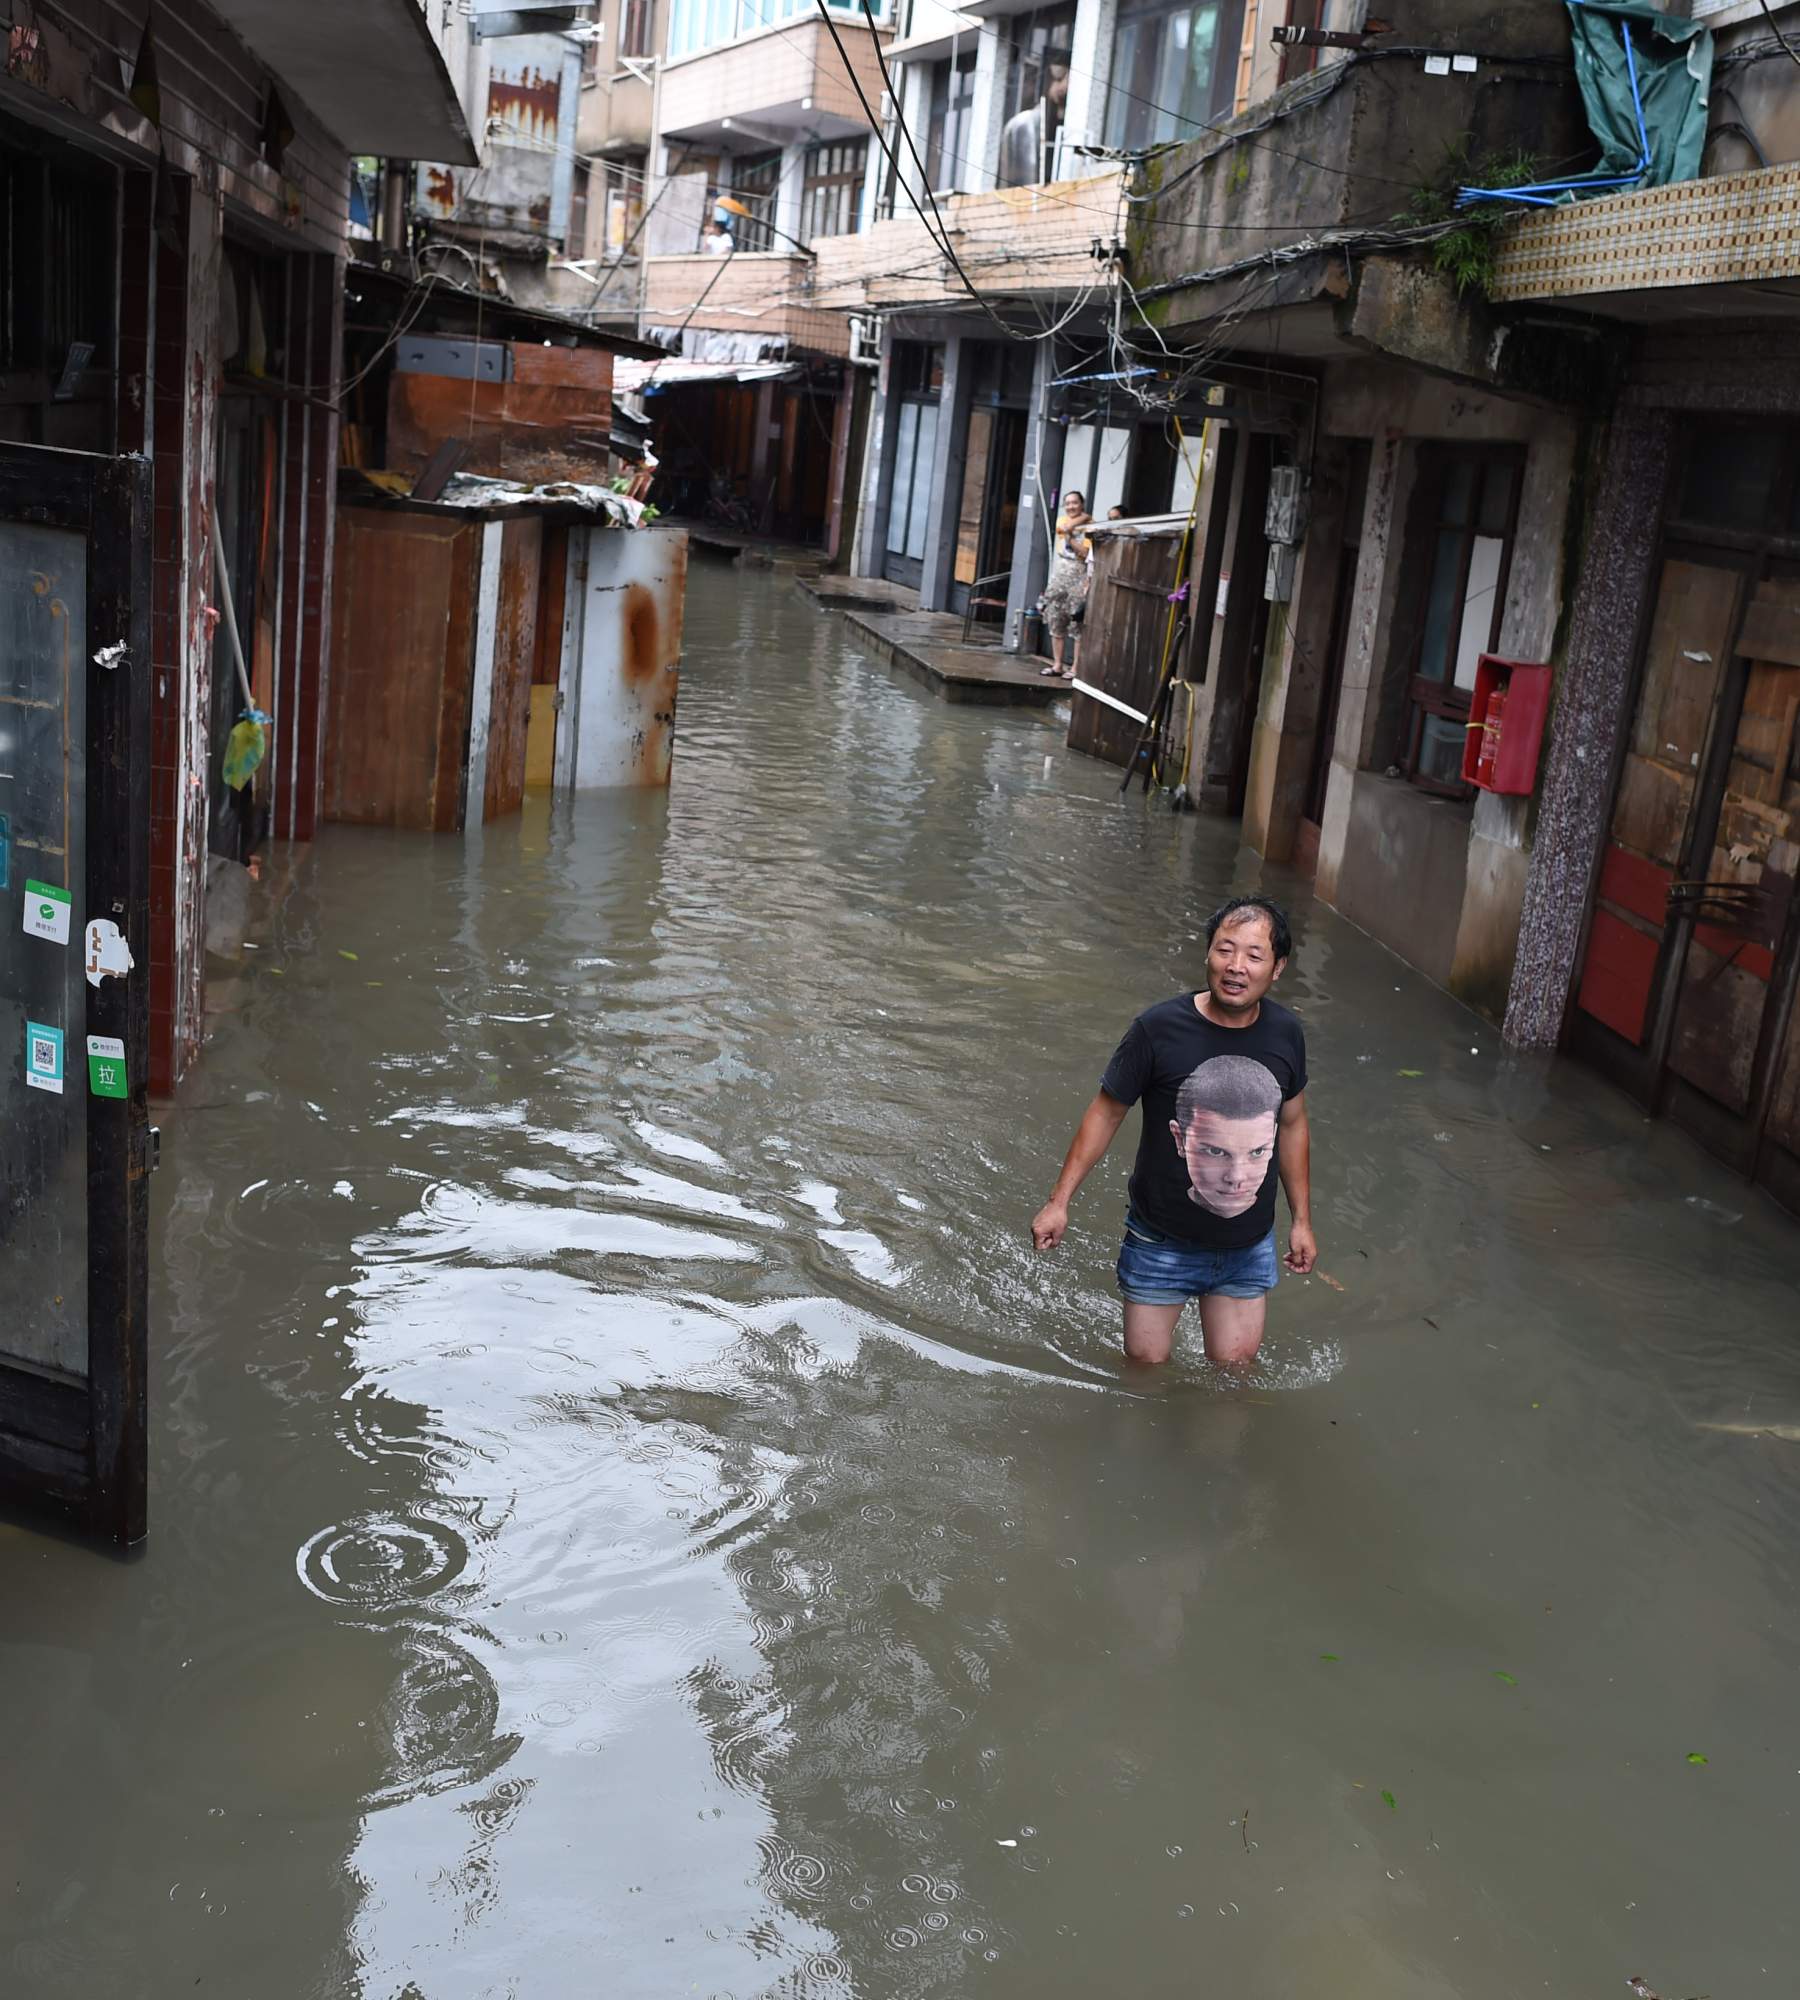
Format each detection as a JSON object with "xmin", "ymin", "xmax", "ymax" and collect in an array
[
  {"xmin": 23, "ymin": 878, "xmax": 72, "ymax": 946},
  {"xmin": 87, "ymin": 1035, "xmax": 128, "ymax": 1100}
]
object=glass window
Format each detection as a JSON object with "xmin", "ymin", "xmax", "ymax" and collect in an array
[
  {"xmin": 800, "ymin": 139, "xmax": 868, "ymax": 243},
  {"xmin": 925, "ymin": 48, "xmax": 978, "ymax": 193},
  {"xmin": 888, "ymin": 402, "xmax": 920, "ymax": 554},
  {"xmin": 906, "ymin": 403, "xmax": 940, "ymax": 559},
  {"xmin": 1676, "ymin": 423, "xmax": 1784, "ymax": 535},
  {"xmin": 1102, "ymin": 0, "xmax": 1247, "ymax": 153},
  {"xmin": 998, "ymin": 3, "xmax": 1077, "ymax": 187},
  {"xmin": 1403, "ymin": 447, "xmax": 1522, "ymax": 794}
]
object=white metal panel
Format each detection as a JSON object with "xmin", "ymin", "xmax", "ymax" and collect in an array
[
  {"xmin": 464, "ymin": 520, "xmax": 505, "ymax": 830},
  {"xmin": 569, "ymin": 526, "xmax": 689, "ymax": 790}
]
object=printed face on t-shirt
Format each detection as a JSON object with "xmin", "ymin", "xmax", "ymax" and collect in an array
[{"xmin": 1171, "ymin": 1106, "xmax": 1278, "ymax": 1217}]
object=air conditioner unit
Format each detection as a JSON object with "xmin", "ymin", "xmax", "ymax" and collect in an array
[
  {"xmin": 849, "ymin": 315, "xmax": 882, "ymax": 367},
  {"xmin": 1264, "ymin": 540, "xmax": 1297, "ymax": 603}
]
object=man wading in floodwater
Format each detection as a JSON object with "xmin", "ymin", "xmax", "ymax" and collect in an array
[{"xmin": 1030, "ymin": 895, "xmax": 1315, "ymax": 1366}]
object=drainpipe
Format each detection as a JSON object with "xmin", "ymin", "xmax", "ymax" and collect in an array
[{"xmin": 380, "ymin": 161, "xmax": 408, "ymax": 254}]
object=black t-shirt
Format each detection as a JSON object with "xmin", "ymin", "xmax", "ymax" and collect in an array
[{"xmin": 1100, "ymin": 994, "xmax": 1308, "ymax": 1250}]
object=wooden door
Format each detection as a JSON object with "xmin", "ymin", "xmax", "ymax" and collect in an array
[{"xmin": 1660, "ymin": 575, "xmax": 1800, "ymax": 1173}]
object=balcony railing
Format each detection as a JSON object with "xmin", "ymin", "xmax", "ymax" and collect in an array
[
  {"xmin": 642, "ymin": 251, "xmax": 851, "ymax": 356},
  {"xmin": 809, "ymin": 170, "xmax": 1124, "ymax": 312}
]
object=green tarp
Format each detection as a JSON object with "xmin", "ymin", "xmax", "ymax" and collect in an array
[{"xmin": 1566, "ymin": 0, "xmax": 1713, "ymax": 194}]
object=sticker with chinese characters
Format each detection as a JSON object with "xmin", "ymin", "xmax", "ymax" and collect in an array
[
  {"xmin": 26, "ymin": 1021, "xmax": 65, "ymax": 1095},
  {"xmin": 87, "ymin": 1035, "xmax": 128, "ymax": 1100},
  {"xmin": 23, "ymin": 879, "xmax": 72, "ymax": 946}
]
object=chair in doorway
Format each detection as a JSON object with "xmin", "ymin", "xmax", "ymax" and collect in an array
[{"xmin": 960, "ymin": 568, "xmax": 1011, "ymax": 645}]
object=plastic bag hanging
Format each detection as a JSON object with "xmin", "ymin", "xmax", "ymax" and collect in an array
[{"xmin": 223, "ymin": 709, "xmax": 269, "ymax": 791}]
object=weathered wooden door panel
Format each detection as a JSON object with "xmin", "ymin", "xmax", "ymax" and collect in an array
[
  {"xmin": 1576, "ymin": 556, "xmax": 1742, "ymax": 1047},
  {"xmin": 1664, "ymin": 579, "xmax": 1800, "ymax": 1125},
  {"xmin": 0, "ymin": 443, "xmax": 151, "ymax": 1546}
]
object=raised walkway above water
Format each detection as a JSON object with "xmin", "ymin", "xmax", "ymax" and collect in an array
[{"xmin": 793, "ymin": 572, "xmax": 1063, "ymax": 708}]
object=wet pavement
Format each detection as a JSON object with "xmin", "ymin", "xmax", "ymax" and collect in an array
[{"xmin": 5, "ymin": 556, "xmax": 1800, "ymax": 1998}]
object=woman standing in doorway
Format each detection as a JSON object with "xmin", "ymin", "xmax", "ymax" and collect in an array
[{"xmin": 1040, "ymin": 490, "xmax": 1092, "ymax": 679}]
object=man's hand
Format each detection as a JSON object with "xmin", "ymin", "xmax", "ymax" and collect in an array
[
  {"xmin": 1284, "ymin": 1220, "xmax": 1317, "ymax": 1275},
  {"xmin": 1031, "ymin": 1200, "xmax": 1069, "ymax": 1252}
]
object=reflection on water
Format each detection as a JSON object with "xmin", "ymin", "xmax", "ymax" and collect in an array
[{"xmin": 5, "ymin": 561, "xmax": 1800, "ymax": 1997}]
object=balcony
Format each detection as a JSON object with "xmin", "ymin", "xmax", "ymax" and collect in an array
[
  {"xmin": 1489, "ymin": 160, "xmax": 1800, "ymax": 316},
  {"xmin": 809, "ymin": 170, "xmax": 1125, "ymax": 312},
  {"xmin": 658, "ymin": 16, "xmax": 886, "ymax": 146},
  {"xmin": 642, "ymin": 252, "xmax": 851, "ymax": 357},
  {"xmin": 208, "ymin": 0, "xmax": 476, "ymax": 163}
]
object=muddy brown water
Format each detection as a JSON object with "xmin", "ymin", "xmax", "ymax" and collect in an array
[{"xmin": 5, "ymin": 560, "xmax": 1800, "ymax": 1998}]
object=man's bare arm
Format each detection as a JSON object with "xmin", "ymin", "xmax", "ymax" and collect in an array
[
  {"xmin": 1032, "ymin": 1092, "xmax": 1131, "ymax": 1251},
  {"xmin": 1278, "ymin": 1090, "xmax": 1316, "ymax": 1273}
]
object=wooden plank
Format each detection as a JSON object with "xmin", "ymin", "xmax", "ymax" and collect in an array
[
  {"xmin": 1610, "ymin": 751, "xmax": 1693, "ymax": 868},
  {"xmin": 1738, "ymin": 586, "xmax": 1800, "ymax": 668},
  {"xmin": 483, "ymin": 516, "xmax": 541, "ymax": 822},
  {"xmin": 1668, "ymin": 942, "xmax": 1763, "ymax": 1113},
  {"xmin": 324, "ymin": 508, "xmax": 469, "ymax": 830},
  {"xmin": 525, "ymin": 684, "xmax": 558, "ymax": 790},
  {"xmin": 1629, "ymin": 557, "xmax": 1737, "ymax": 766},
  {"xmin": 954, "ymin": 408, "xmax": 992, "ymax": 589}
]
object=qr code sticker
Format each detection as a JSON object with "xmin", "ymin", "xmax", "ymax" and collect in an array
[{"xmin": 32, "ymin": 1036, "xmax": 55, "ymax": 1071}]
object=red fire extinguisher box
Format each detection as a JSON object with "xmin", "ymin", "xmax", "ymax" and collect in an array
[{"xmin": 1462, "ymin": 655, "xmax": 1553, "ymax": 795}]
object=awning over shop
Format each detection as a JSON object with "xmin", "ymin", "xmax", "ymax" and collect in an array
[
  {"xmin": 614, "ymin": 360, "xmax": 802, "ymax": 395},
  {"xmin": 207, "ymin": 0, "xmax": 478, "ymax": 164}
]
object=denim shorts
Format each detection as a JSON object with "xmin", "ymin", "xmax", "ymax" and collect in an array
[{"xmin": 1115, "ymin": 1210, "xmax": 1279, "ymax": 1307}]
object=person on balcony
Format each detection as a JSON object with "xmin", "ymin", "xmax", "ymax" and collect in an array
[{"xmin": 999, "ymin": 50, "xmax": 1070, "ymax": 190}]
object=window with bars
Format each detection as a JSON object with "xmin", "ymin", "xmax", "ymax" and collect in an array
[
  {"xmin": 1400, "ymin": 447, "xmax": 1523, "ymax": 794},
  {"xmin": 800, "ymin": 139, "xmax": 867, "ymax": 243}
]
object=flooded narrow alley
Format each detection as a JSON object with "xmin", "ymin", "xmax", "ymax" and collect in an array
[{"xmin": 6, "ymin": 559, "xmax": 1799, "ymax": 1999}]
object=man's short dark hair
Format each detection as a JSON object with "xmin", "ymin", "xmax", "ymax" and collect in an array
[
  {"xmin": 1175, "ymin": 1054, "xmax": 1282, "ymax": 1128},
  {"xmin": 1204, "ymin": 894, "xmax": 1291, "ymax": 962}
]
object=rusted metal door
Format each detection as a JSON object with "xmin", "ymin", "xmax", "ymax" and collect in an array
[{"xmin": 0, "ymin": 442, "xmax": 151, "ymax": 1546}]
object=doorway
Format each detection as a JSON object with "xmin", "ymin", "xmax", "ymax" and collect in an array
[
  {"xmin": 1571, "ymin": 419, "xmax": 1800, "ymax": 1213},
  {"xmin": 951, "ymin": 403, "xmax": 1027, "ymax": 622},
  {"xmin": 882, "ymin": 342, "xmax": 944, "ymax": 592},
  {"xmin": 1296, "ymin": 441, "xmax": 1370, "ymax": 874}
]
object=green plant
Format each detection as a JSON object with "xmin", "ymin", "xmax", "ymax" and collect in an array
[{"xmin": 1402, "ymin": 142, "xmax": 1539, "ymax": 299}]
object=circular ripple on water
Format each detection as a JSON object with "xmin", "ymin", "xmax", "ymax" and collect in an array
[
  {"xmin": 756, "ymin": 1834, "xmax": 831, "ymax": 1901},
  {"xmin": 222, "ymin": 1168, "xmax": 432, "ymax": 1255},
  {"xmin": 296, "ymin": 1512, "xmax": 471, "ymax": 1608},
  {"xmin": 369, "ymin": 1623, "xmax": 521, "ymax": 1810}
]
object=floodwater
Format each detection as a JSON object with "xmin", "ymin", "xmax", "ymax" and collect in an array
[{"xmin": 5, "ymin": 559, "xmax": 1800, "ymax": 1999}]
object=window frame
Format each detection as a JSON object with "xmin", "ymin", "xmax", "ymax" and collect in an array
[
  {"xmin": 1399, "ymin": 444, "xmax": 1525, "ymax": 798},
  {"xmin": 721, "ymin": 149, "xmax": 782, "ymax": 251},
  {"xmin": 620, "ymin": 0, "xmax": 654, "ymax": 59},
  {"xmin": 925, "ymin": 46, "xmax": 978, "ymax": 194},
  {"xmin": 1102, "ymin": 0, "xmax": 1247, "ymax": 153},
  {"xmin": 799, "ymin": 138, "xmax": 868, "ymax": 244}
]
